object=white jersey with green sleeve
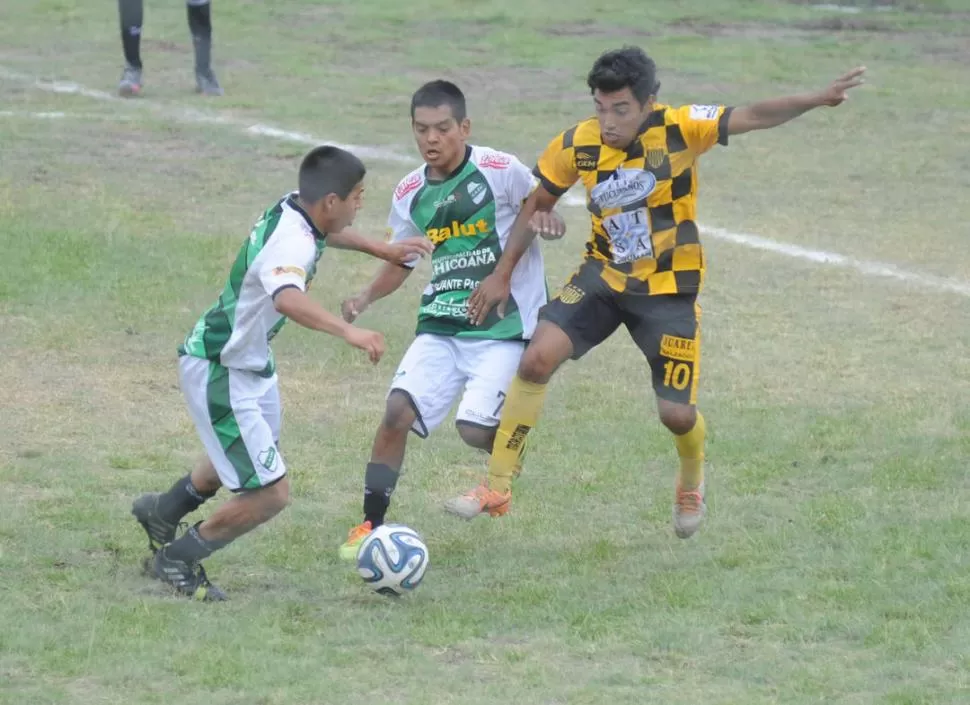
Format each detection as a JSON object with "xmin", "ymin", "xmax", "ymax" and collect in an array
[
  {"xmin": 387, "ymin": 145, "xmax": 547, "ymax": 340},
  {"xmin": 179, "ymin": 193, "xmax": 327, "ymax": 375}
]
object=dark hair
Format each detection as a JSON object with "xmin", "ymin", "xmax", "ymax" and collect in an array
[
  {"xmin": 410, "ymin": 80, "xmax": 467, "ymax": 122},
  {"xmin": 298, "ymin": 146, "xmax": 366, "ymax": 203},
  {"xmin": 587, "ymin": 46, "xmax": 658, "ymax": 105}
]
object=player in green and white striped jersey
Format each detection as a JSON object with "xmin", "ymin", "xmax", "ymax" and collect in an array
[
  {"xmin": 130, "ymin": 146, "xmax": 432, "ymax": 601},
  {"xmin": 338, "ymin": 81, "xmax": 565, "ymax": 559}
]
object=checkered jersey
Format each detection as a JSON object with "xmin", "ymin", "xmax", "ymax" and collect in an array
[{"xmin": 534, "ymin": 103, "xmax": 733, "ymax": 296}]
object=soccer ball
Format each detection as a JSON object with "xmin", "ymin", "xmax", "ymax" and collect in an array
[{"xmin": 356, "ymin": 523, "xmax": 428, "ymax": 597}]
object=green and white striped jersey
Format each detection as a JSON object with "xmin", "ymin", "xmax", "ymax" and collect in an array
[
  {"xmin": 389, "ymin": 145, "xmax": 547, "ymax": 340},
  {"xmin": 179, "ymin": 193, "xmax": 326, "ymax": 375}
]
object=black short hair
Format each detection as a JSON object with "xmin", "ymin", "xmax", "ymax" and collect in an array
[
  {"xmin": 587, "ymin": 46, "xmax": 658, "ymax": 105},
  {"xmin": 298, "ymin": 146, "xmax": 366, "ymax": 203},
  {"xmin": 410, "ymin": 80, "xmax": 467, "ymax": 122}
]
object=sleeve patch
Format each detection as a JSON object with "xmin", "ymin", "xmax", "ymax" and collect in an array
[
  {"xmin": 478, "ymin": 152, "xmax": 511, "ymax": 170},
  {"xmin": 689, "ymin": 104, "xmax": 721, "ymax": 121},
  {"xmin": 394, "ymin": 172, "xmax": 422, "ymax": 201},
  {"xmin": 271, "ymin": 265, "xmax": 306, "ymax": 278}
]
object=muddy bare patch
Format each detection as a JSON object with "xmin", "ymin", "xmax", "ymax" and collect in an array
[
  {"xmin": 442, "ymin": 66, "xmax": 579, "ymax": 103},
  {"xmin": 344, "ymin": 53, "xmax": 576, "ymax": 103},
  {"xmin": 789, "ymin": 0, "xmax": 900, "ymax": 7},
  {"xmin": 667, "ymin": 17, "xmax": 806, "ymax": 39},
  {"xmin": 794, "ymin": 16, "xmax": 894, "ymax": 31},
  {"xmin": 668, "ymin": 16, "xmax": 893, "ymax": 38},
  {"xmin": 296, "ymin": 4, "xmax": 346, "ymax": 22},
  {"xmin": 914, "ymin": 35, "xmax": 970, "ymax": 64},
  {"xmin": 308, "ymin": 20, "xmax": 578, "ymax": 102},
  {"xmin": 658, "ymin": 69, "xmax": 736, "ymax": 98},
  {"xmin": 542, "ymin": 22, "xmax": 656, "ymax": 39}
]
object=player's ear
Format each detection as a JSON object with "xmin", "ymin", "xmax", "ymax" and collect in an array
[
  {"xmin": 459, "ymin": 117, "xmax": 471, "ymax": 138},
  {"xmin": 322, "ymin": 192, "xmax": 340, "ymax": 212}
]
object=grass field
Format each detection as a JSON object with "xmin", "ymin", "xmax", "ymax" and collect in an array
[{"xmin": 2, "ymin": 0, "xmax": 970, "ymax": 703}]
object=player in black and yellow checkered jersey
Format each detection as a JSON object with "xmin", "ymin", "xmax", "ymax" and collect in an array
[{"xmin": 443, "ymin": 46, "xmax": 865, "ymax": 536}]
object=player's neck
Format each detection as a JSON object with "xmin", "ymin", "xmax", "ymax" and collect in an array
[
  {"xmin": 426, "ymin": 145, "xmax": 470, "ymax": 181},
  {"xmin": 294, "ymin": 195, "xmax": 328, "ymax": 235}
]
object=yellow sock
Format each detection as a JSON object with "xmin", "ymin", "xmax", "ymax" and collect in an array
[
  {"xmin": 487, "ymin": 375, "xmax": 547, "ymax": 493},
  {"xmin": 674, "ymin": 411, "xmax": 706, "ymax": 490}
]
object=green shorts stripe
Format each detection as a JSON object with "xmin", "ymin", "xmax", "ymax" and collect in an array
[{"xmin": 205, "ymin": 361, "xmax": 261, "ymax": 490}]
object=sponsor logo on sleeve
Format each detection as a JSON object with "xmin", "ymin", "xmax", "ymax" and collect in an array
[
  {"xmin": 394, "ymin": 172, "xmax": 422, "ymax": 201},
  {"xmin": 478, "ymin": 152, "xmax": 511, "ymax": 170},
  {"xmin": 575, "ymin": 150, "xmax": 598, "ymax": 171},
  {"xmin": 688, "ymin": 104, "xmax": 721, "ymax": 121},
  {"xmin": 272, "ymin": 265, "xmax": 307, "ymax": 278}
]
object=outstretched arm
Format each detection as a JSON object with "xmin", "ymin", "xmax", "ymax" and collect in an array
[
  {"xmin": 274, "ymin": 287, "xmax": 385, "ymax": 363},
  {"xmin": 341, "ymin": 262, "xmax": 413, "ymax": 322},
  {"xmin": 727, "ymin": 66, "xmax": 866, "ymax": 136},
  {"xmin": 327, "ymin": 227, "xmax": 433, "ymax": 265}
]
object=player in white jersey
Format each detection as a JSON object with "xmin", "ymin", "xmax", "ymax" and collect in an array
[
  {"xmin": 130, "ymin": 146, "xmax": 432, "ymax": 601},
  {"xmin": 338, "ymin": 81, "xmax": 565, "ymax": 560}
]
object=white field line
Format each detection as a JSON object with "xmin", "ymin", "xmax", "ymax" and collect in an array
[
  {"xmin": 0, "ymin": 68, "xmax": 413, "ymax": 163},
  {"xmin": 0, "ymin": 109, "xmax": 142, "ymax": 120},
  {"xmin": 4, "ymin": 66, "xmax": 969, "ymax": 298},
  {"xmin": 0, "ymin": 110, "xmax": 71, "ymax": 119}
]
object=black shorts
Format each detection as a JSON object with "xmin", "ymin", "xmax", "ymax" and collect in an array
[{"xmin": 538, "ymin": 259, "xmax": 701, "ymax": 405}]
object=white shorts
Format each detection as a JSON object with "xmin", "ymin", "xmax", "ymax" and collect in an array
[
  {"xmin": 388, "ymin": 334, "xmax": 525, "ymax": 438},
  {"xmin": 179, "ymin": 355, "xmax": 285, "ymax": 492}
]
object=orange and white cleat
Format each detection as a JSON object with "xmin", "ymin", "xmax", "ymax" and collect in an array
[
  {"xmin": 673, "ymin": 481, "xmax": 706, "ymax": 538},
  {"xmin": 443, "ymin": 483, "xmax": 511, "ymax": 520}
]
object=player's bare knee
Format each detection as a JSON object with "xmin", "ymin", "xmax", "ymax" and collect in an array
[
  {"xmin": 518, "ymin": 346, "xmax": 557, "ymax": 384},
  {"xmin": 257, "ymin": 476, "xmax": 290, "ymax": 519},
  {"xmin": 382, "ymin": 390, "xmax": 418, "ymax": 432},
  {"xmin": 456, "ymin": 422, "xmax": 495, "ymax": 451},
  {"xmin": 658, "ymin": 401, "xmax": 697, "ymax": 436},
  {"xmin": 519, "ymin": 323, "xmax": 572, "ymax": 383}
]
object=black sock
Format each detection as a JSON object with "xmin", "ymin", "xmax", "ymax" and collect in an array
[
  {"xmin": 118, "ymin": 0, "xmax": 144, "ymax": 69},
  {"xmin": 186, "ymin": 1, "xmax": 212, "ymax": 72},
  {"xmin": 156, "ymin": 473, "xmax": 216, "ymax": 525},
  {"xmin": 163, "ymin": 522, "xmax": 230, "ymax": 563},
  {"xmin": 363, "ymin": 462, "xmax": 399, "ymax": 528}
]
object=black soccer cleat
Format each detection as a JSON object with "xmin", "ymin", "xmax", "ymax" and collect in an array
[
  {"xmin": 118, "ymin": 64, "xmax": 142, "ymax": 97},
  {"xmin": 194, "ymin": 68, "xmax": 223, "ymax": 96},
  {"xmin": 150, "ymin": 549, "xmax": 227, "ymax": 602},
  {"xmin": 131, "ymin": 493, "xmax": 180, "ymax": 553}
]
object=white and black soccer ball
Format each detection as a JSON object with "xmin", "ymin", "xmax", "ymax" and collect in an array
[{"xmin": 356, "ymin": 523, "xmax": 428, "ymax": 597}]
